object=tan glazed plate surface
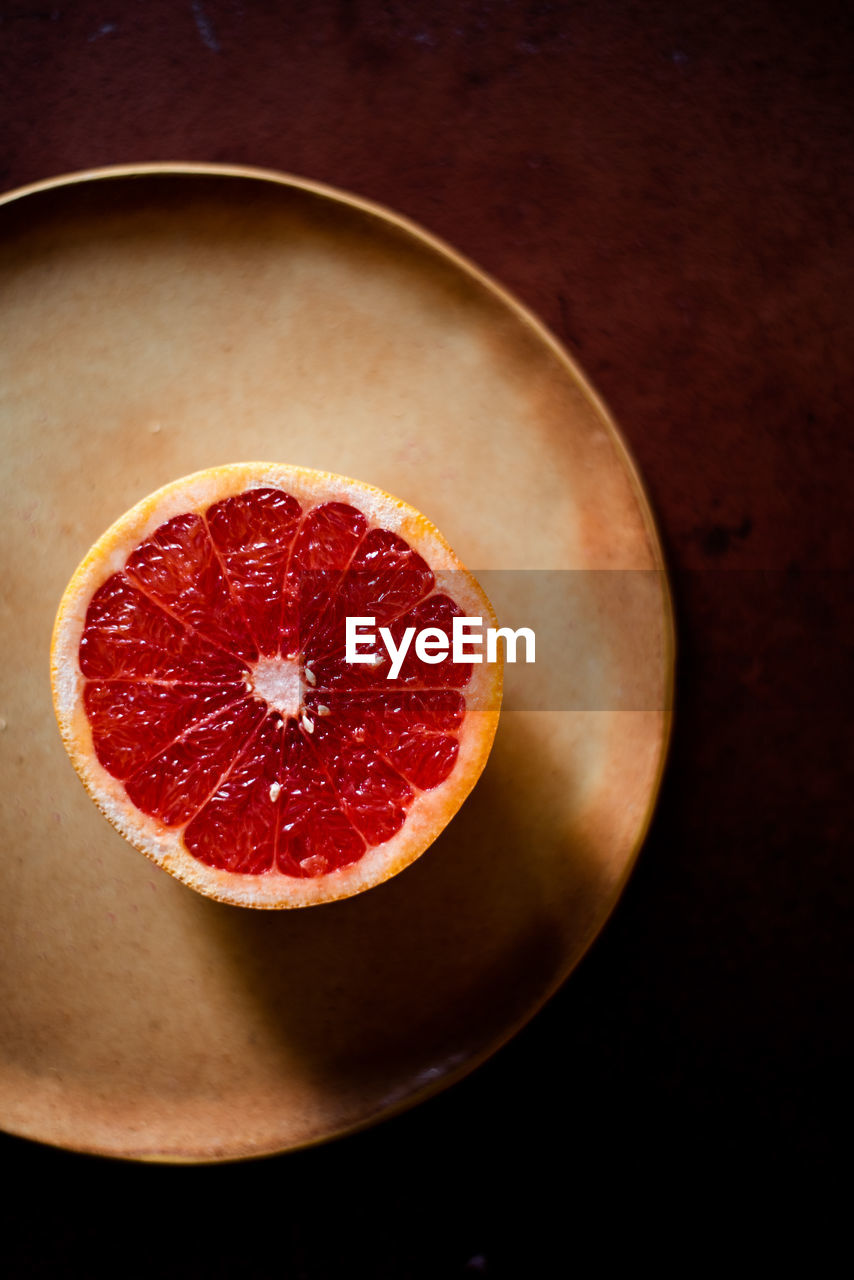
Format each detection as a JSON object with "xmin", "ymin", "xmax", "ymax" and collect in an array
[{"xmin": 0, "ymin": 164, "xmax": 673, "ymax": 1162}]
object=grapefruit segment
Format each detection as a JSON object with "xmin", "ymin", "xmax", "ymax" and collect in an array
[
  {"xmin": 288, "ymin": 502, "xmax": 369, "ymax": 658},
  {"xmin": 301, "ymin": 690, "xmax": 464, "ymax": 790},
  {"xmin": 79, "ymin": 574, "xmax": 247, "ymax": 683},
  {"xmin": 125, "ymin": 512, "xmax": 258, "ymax": 663},
  {"xmin": 273, "ymin": 718, "xmax": 366, "ymax": 877},
  {"xmin": 206, "ymin": 487, "xmax": 301, "ymax": 658},
  {"xmin": 184, "ymin": 712, "xmax": 288, "ymax": 876},
  {"xmin": 123, "ymin": 698, "xmax": 266, "ymax": 827},
  {"xmin": 51, "ymin": 463, "xmax": 502, "ymax": 908},
  {"xmin": 83, "ymin": 681, "xmax": 244, "ymax": 779}
]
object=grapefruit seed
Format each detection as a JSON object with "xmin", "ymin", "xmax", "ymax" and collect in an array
[{"xmin": 51, "ymin": 464, "xmax": 502, "ymax": 908}]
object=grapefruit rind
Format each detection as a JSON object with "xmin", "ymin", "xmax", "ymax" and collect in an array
[{"xmin": 50, "ymin": 463, "xmax": 503, "ymax": 908}]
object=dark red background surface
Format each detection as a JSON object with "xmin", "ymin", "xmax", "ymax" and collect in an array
[{"xmin": 2, "ymin": 1, "xmax": 850, "ymax": 1271}]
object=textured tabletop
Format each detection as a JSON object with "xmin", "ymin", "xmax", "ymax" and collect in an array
[{"xmin": 1, "ymin": 1, "xmax": 850, "ymax": 1271}]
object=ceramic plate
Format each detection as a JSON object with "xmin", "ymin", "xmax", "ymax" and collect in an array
[{"xmin": 0, "ymin": 165, "xmax": 673, "ymax": 1161}]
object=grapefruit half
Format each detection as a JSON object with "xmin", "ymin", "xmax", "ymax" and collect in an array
[{"xmin": 51, "ymin": 463, "xmax": 502, "ymax": 908}]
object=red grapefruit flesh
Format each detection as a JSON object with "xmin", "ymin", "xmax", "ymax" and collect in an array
[{"xmin": 51, "ymin": 464, "xmax": 502, "ymax": 907}]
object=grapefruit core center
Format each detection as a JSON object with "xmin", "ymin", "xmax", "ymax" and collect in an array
[{"xmin": 249, "ymin": 657, "xmax": 304, "ymax": 720}]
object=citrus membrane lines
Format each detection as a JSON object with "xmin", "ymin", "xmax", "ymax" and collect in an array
[{"xmin": 78, "ymin": 487, "xmax": 477, "ymax": 878}]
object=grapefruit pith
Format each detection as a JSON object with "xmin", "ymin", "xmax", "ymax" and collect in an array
[{"xmin": 51, "ymin": 464, "xmax": 502, "ymax": 908}]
